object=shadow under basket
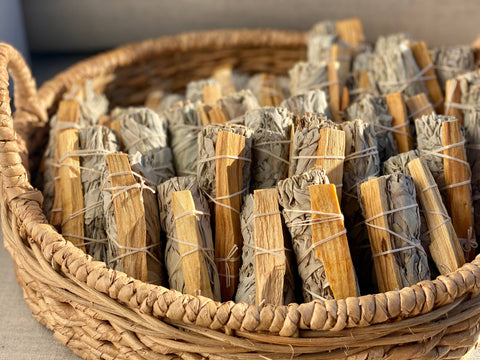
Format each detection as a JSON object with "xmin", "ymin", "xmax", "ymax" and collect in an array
[{"xmin": 1, "ymin": 29, "xmax": 480, "ymax": 360}]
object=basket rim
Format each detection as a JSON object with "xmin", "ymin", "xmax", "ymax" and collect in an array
[{"xmin": 2, "ymin": 29, "xmax": 480, "ymax": 337}]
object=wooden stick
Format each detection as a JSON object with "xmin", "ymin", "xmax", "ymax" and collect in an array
[
  {"xmin": 199, "ymin": 104, "xmax": 228, "ymax": 125},
  {"xmin": 407, "ymin": 157, "xmax": 465, "ymax": 273},
  {"xmin": 109, "ymin": 120, "xmax": 124, "ymax": 150},
  {"xmin": 445, "ymin": 79, "xmax": 463, "ymax": 125},
  {"xmin": 106, "ymin": 153, "xmax": 148, "ymax": 281},
  {"xmin": 257, "ymin": 73, "xmax": 284, "ymax": 107},
  {"xmin": 340, "ymin": 86, "xmax": 350, "ymax": 113},
  {"xmin": 57, "ymin": 129, "xmax": 85, "ymax": 252},
  {"xmin": 212, "ymin": 64, "xmax": 236, "ymax": 96},
  {"xmin": 50, "ymin": 100, "xmax": 81, "ymax": 228},
  {"xmin": 309, "ymin": 184, "xmax": 357, "ymax": 299},
  {"xmin": 253, "ymin": 188, "xmax": 286, "ymax": 306},
  {"xmin": 327, "ymin": 60, "xmax": 341, "ymax": 123},
  {"xmin": 315, "ymin": 128, "xmax": 345, "ymax": 202},
  {"xmin": 215, "ymin": 131, "xmax": 245, "ymax": 300},
  {"xmin": 386, "ymin": 92, "xmax": 414, "ymax": 153},
  {"xmin": 330, "ymin": 44, "xmax": 351, "ymax": 89},
  {"xmin": 405, "ymin": 93, "xmax": 435, "ymax": 122},
  {"xmin": 442, "ymin": 120, "xmax": 476, "ymax": 261},
  {"xmin": 411, "ymin": 41, "xmax": 444, "ymax": 113},
  {"xmin": 172, "ymin": 190, "xmax": 214, "ymax": 299},
  {"xmin": 335, "ymin": 18, "xmax": 365, "ymax": 47},
  {"xmin": 358, "ymin": 70, "xmax": 372, "ymax": 91},
  {"xmin": 202, "ymin": 83, "xmax": 222, "ymax": 105},
  {"xmin": 360, "ymin": 177, "xmax": 403, "ymax": 292},
  {"xmin": 98, "ymin": 115, "xmax": 112, "ymax": 128}
]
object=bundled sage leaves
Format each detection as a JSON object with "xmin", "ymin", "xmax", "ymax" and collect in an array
[
  {"xmin": 277, "ymin": 167, "xmax": 333, "ymax": 302},
  {"xmin": 289, "ymin": 113, "xmax": 338, "ymax": 176},
  {"xmin": 145, "ymin": 90, "xmax": 184, "ymax": 113},
  {"xmin": 241, "ymin": 107, "xmax": 294, "ymax": 189},
  {"xmin": 360, "ymin": 173, "xmax": 431, "ymax": 288},
  {"xmin": 430, "ymin": 46, "xmax": 474, "ymax": 91},
  {"xmin": 345, "ymin": 94, "xmax": 398, "ymax": 162},
  {"xmin": 216, "ymin": 89, "xmax": 260, "ymax": 122},
  {"xmin": 158, "ymin": 176, "xmax": 221, "ymax": 300},
  {"xmin": 235, "ymin": 194, "xmax": 295, "ymax": 305},
  {"xmin": 185, "ymin": 78, "xmax": 221, "ymax": 103},
  {"xmin": 79, "ymin": 125, "xmax": 120, "ymax": 262},
  {"xmin": 289, "ymin": 61, "xmax": 331, "ymax": 97},
  {"xmin": 112, "ymin": 107, "xmax": 175, "ymax": 184},
  {"xmin": 340, "ymin": 119, "xmax": 380, "ymax": 292},
  {"xmin": 280, "ymin": 89, "xmax": 330, "ymax": 118}
]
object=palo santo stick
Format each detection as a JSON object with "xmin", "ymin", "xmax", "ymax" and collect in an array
[
  {"xmin": 199, "ymin": 104, "xmax": 228, "ymax": 125},
  {"xmin": 202, "ymin": 83, "xmax": 222, "ymax": 105},
  {"xmin": 411, "ymin": 41, "xmax": 444, "ymax": 113},
  {"xmin": 442, "ymin": 120, "xmax": 476, "ymax": 261},
  {"xmin": 358, "ymin": 70, "xmax": 372, "ymax": 91},
  {"xmin": 407, "ymin": 157, "xmax": 465, "ymax": 273},
  {"xmin": 309, "ymin": 184, "xmax": 357, "ymax": 299},
  {"xmin": 109, "ymin": 120, "xmax": 123, "ymax": 150},
  {"xmin": 405, "ymin": 93, "xmax": 435, "ymax": 122},
  {"xmin": 315, "ymin": 128, "xmax": 345, "ymax": 202},
  {"xmin": 57, "ymin": 129, "xmax": 85, "ymax": 252},
  {"xmin": 360, "ymin": 177, "xmax": 402, "ymax": 292},
  {"xmin": 340, "ymin": 86, "xmax": 350, "ymax": 113},
  {"xmin": 336, "ymin": 17, "xmax": 365, "ymax": 48},
  {"xmin": 172, "ymin": 190, "xmax": 214, "ymax": 299},
  {"xmin": 445, "ymin": 79, "xmax": 464, "ymax": 125},
  {"xmin": 98, "ymin": 114, "xmax": 112, "ymax": 127},
  {"xmin": 212, "ymin": 64, "xmax": 236, "ymax": 96},
  {"xmin": 215, "ymin": 131, "xmax": 245, "ymax": 300},
  {"xmin": 327, "ymin": 60, "xmax": 341, "ymax": 122},
  {"xmin": 331, "ymin": 44, "xmax": 351, "ymax": 89},
  {"xmin": 386, "ymin": 92, "xmax": 414, "ymax": 153},
  {"xmin": 107, "ymin": 154, "xmax": 148, "ymax": 281},
  {"xmin": 253, "ymin": 188, "xmax": 286, "ymax": 306},
  {"xmin": 257, "ymin": 73, "xmax": 284, "ymax": 107},
  {"xmin": 51, "ymin": 100, "xmax": 80, "ymax": 228}
]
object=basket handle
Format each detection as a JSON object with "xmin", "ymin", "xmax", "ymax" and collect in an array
[{"xmin": 0, "ymin": 43, "xmax": 47, "ymax": 202}]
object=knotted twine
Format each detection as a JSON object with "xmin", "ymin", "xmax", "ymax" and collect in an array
[
  {"xmin": 277, "ymin": 166, "xmax": 333, "ymax": 302},
  {"xmin": 157, "ymin": 176, "xmax": 221, "ymax": 301}
]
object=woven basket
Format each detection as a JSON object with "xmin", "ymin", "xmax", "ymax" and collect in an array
[{"xmin": 2, "ymin": 29, "xmax": 480, "ymax": 360}]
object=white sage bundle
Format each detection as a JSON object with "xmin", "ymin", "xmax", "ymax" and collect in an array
[
  {"xmin": 145, "ymin": 90, "xmax": 184, "ymax": 113},
  {"xmin": 345, "ymin": 94, "xmax": 398, "ymax": 162},
  {"xmin": 340, "ymin": 119, "xmax": 380, "ymax": 293},
  {"xmin": 277, "ymin": 167, "xmax": 333, "ymax": 302},
  {"xmin": 246, "ymin": 73, "xmax": 285, "ymax": 107},
  {"xmin": 289, "ymin": 113, "xmax": 338, "ymax": 176},
  {"xmin": 359, "ymin": 173, "xmax": 431, "ymax": 290},
  {"xmin": 161, "ymin": 101, "xmax": 202, "ymax": 176},
  {"xmin": 430, "ymin": 46, "xmax": 474, "ymax": 91},
  {"xmin": 280, "ymin": 89, "xmax": 329, "ymax": 118},
  {"xmin": 371, "ymin": 41, "xmax": 428, "ymax": 98},
  {"xmin": 288, "ymin": 61, "xmax": 331, "ymax": 97},
  {"xmin": 241, "ymin": 107, "xmax": 294, "ymax": 189},
  {"xmin": 216, "ymin": 89, "xmax": 260, "ymax": 122},
  {"xmin": 235, "ymin": 194, "xmax": 295, "ymax": 305},
  {"xmin": 112, "ymin": 107, "xmax": 175, "ymax": 184},
  {"xmin": 79, "ymin": 125, "xmax": 120, "ymax": 262},
  {"xmin": 351, "ymin": 51, "xmax": 378, "ymax": 100},
  {"xmin": 185, "ymin": 78, "xmax": 221, "ymax": 103},
  {"xmin": 374, "ymin": 33, "xmax": 412, "ymax": 53},
  {"xmin": 158, "ymin": 176, "xmax": 221, "ymax": 300}
]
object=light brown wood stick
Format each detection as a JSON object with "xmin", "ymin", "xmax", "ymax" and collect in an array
[
  {"xmin": 315, "ymin": 128, "xmax": 345, "ymax": 202},
  {"xmin": 215, "ymin": 131, "xmax": 245, "ymax": 301},
  {"xmin": 386, "ymin": 92, "xmax": 414, "ymax": 153},
  {"xmin": 331, "ymin": 44, "xmax": 351, "ymax": 89},
  {"xmin": 107, "ymin": 153, "xmax": 148, "ymax": 281},
  {"xmin": 199, "ymin": 104, "xmax": 228, "ymax": 125},
  {"xmin": 257, "ymin": 73, "xmax": 284, "ymax": 107},
  {"xmin": 340, "ymin": 86, "xmax": 350, "ymax": 113},
  {"xmin": 441, "ymin": 120, "xmax": 476, "ymax": 261},
  {"xmin": 57, "ymin": 129, "xmax": 85, "ymax": 252},
  {"xmin": 50, "ymin": 100, "xmax": 81, "ymax": 228},
  {"xmin": 411, "ymin": 41, "xmax": 444, "ymax": 114},
  {"xmin": 109, "ymin": 120, "xmax": 124, "ymax": 151},
  {"xmin": 212, "ymin": 64, "xmax": 236, "ymax": 96},
  {"xmin": 327, "ymin": 60, "xmax": 341, "ymax": 123},
  {"xmin": 360, "ymin": 177, "xmax": 403, "ymax": 292},
  {"xmin": 407, "ymin": 157, "xmax": 465, "ymax": 273},
  {"xmin": 202, "ymin": 83, "xmax": 222, "ymax": 105},
  {"xmin": 335, "ymin": 18, "xmax": 365, "ymax": 47},
  {"xmin": 98, "ymin": 115, "xmax": 112, "ymax": 128},
  {"xmin": 358, "ymin": 70, "xmax": 372, "ymax": 91},
  {"xmin": 309, "ymin": 184, "xmax": 357, "ymax": 299},
  {"xmin": 405, "ymin": 93, "xmax": 435, "ymax": 122},
  {"xmin": 172, "ymin": 190, "xmax": 214, "ymax": 299},
  {"xmin": 445, "ymin": 79, "xmax": 463, "ymax": 125},
  {"xmin": 253, "ymin": 188, "xmax": 286, "ymax": 306}
]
